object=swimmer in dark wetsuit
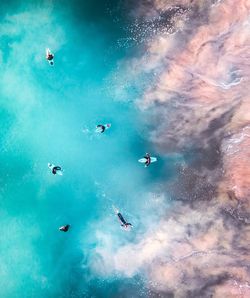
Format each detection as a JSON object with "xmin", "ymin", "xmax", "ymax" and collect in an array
[
  {"xmin": 52, "ymin": 166, "xmax": 61, "ymax": 175},
  {"xmin": 144, "ymin": 153, "xmax": 151, "ymax": 167},
  {"xmin": 47, "ymin": 53, "xmax": 53, "ymax": 61},
  {"xmin": 96, "ymin": 124, "xmax": 106, "ymax": 133},
  {"xmin": 46, "ymin": 49, "xmax": 54, "ymax": 65},
  {"xmin": 117, "ymin": 212, "xmax": 132, "ymax": 229},
  {"xmin": 59, "ymin": 224, "xmax": 70, "ymax": 232}
]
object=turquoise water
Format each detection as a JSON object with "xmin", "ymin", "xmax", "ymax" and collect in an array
[{"xmin": 0, "ymin": 1, "xmax": 170, "ymax": 297}]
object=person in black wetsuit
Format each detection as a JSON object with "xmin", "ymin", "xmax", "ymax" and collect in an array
[
  {"xmin": 59, "ymin": 224, "xmax": 70, "ymax": 232},
  {"xmin": 46, "ymin": 51, "xmax": 54, "ymax": 65},
  {"xmin": 144, "ymin": 153, "xmax": 151, "ymax": 167},
  {"xmin": 96, "ymin": 124, "xmax": 106, "ymax": 133},
  {"xmin": 117, "ymin": 212, "xmax": 132, "ymax": 229},
  {"xmin": 52, "ymin": 165, "xmax": 61, "ymax": 175}
]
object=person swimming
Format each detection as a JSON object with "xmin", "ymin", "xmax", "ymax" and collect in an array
[
  {"xmin": 48, "ymin": 163, "xmax": 63, "ymax": 175},
  {"xmin": 46, "ymin": 48, "xmax": 54, "ymax": 65},
  {"xmin": 144, "ymin": 153, "xmax": 151, "ymax": 167},
  {"xmin": 96, "ymin": 124, "xmax": 105, "ymax": 133},
  {"xmin": 138, "ymin": 154, "xmax": 157, "ymax": 167},
  {"xmin": 59, "ymin": 224, "xmax": 70, "ymax": 232},
  {"xmin": 117, "ymin": 212, "xmax": 132, "ymax": 229},
  {"xmin": 113, "ymin": 206, "xmax": 132, "ymax": 230},
  {"xmin": 96, "ymin": 123, "xmax": 111, "ymax": 133}
]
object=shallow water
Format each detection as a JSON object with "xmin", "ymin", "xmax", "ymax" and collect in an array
[{"xmin": 0, "ymin": 1, "xmax": 173, "ymax": 297}]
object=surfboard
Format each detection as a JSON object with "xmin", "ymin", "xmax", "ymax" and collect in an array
[
  {"xmin": 48, "ymin": 163, "xmax": 63, "ymax": 176},
  {"xmin": 95, "ymin": 123, "xmax": 111, "ymax": 133},
  {"xmin": 138, "ymin": 157, "xmax": 157, "ymax": 163}
]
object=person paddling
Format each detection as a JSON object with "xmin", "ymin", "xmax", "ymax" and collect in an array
[
  {"xmin": 59, "ymin": 224, "xmax": 70, "ymax": 232},
  {"xmin": 144, "ymin": 153, "xmax": 151, "ymax": 167},
  {"xmin": 48, "ymin": 163, "xmax": 63, "ymax": 175},
  {"xmin": 117, "ymin": 212, "xmax": 132, "ymax": 230},
  {"xmin": 96, "ymin": 123, "xmax": 111, "ymax": 133},
  {"xmin": 113, "ymin": 206, "xmax": 132, "ymax": 231},
  {"xmin": 96, "ymin": 124, "xmax": 106, "ymax": 133},
  {"xmin": 46, "ymin": 48, "xmax": 54, "ymax": 66}
]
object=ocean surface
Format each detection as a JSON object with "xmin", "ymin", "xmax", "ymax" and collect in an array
[
  {"xmin": 0, "ymin": 1, "xmax": 171, "ymax": 297},
  {"xmin": 2, "ymin": 0, "xmax": 249, "ymax": 297}
]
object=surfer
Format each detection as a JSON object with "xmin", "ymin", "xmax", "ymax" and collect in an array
[
  {"xmin": 118, "ymin": 212, "xmax": 132, "ymax": 229},
  {"xmin": 113, "ymin": 206, "xmax": 132, "ymax": 230},
  {"xmin": 96, "ymin": 124, "xmax": 111, "ymax": 133},
  {"xmin": 138, "ymin": 154, "xmax": 157, "ymax": 167},
  {"xmin": 96, "ymin": 124, "xmax": 105, "ymax": 133},
  {"xmin": 59, "ymin": 224, "xmax": 70, "ymax": 232},
  {"xmin": 144, "ymin": 153, "xmax": 151, "ymax": 167},
  {"xmin": 46, "ymin": 48, "xmax": 54, "ymax": 65},
  {"xmin": 48, "ymin": 163, "xmax": 62, "ymax": 175}
]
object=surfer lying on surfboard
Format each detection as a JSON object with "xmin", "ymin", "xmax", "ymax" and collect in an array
[
  {"xmin": 144, "ymin": 153, "xmax": 151, "ymax": 167},
  {"xmin": 59, "ymin": 224, "xmax": 70, "ymax": 232},
  {"xmin": 96, "ymin": 123, "xmax": 111, "ymax": 133},
  {"xmin": 48, "ymin": 163, "xmax": 63, "ymax": 175},
  {"xmin": 138, "ymin": 154, "xmax": 157, "ymax": 167},
  {"xmin": 46, "ymin": 48, "xmax": 54, "ymax": 65},
  {"xmin": 113, "ymin": 206, "xmax": 132, "ymax": 231}
]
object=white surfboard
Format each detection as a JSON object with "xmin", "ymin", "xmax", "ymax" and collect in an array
[
  {"xmin": 48, "ymin": 163, "xmax": 63, "ymax": 176},
  {"xmin": 138, "ymin": 157, "xmax": 157, "ymax": 163},
  {"xmin": 95, "ymin": 123, "xmax": 111, "ymax": 133}
]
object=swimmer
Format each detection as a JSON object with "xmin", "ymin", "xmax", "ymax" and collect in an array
[
  {"xmin": 138, "ymin": 154, "xmax": 157, "ymax": 167},
  {"xmin": 96, "ymin": 124, "xmax": 105, "ymax": 133},
  {"xmin": 118, "ymin": 212, "xmax": 132, "ymax": 230},
  {"xmin": 96, "ymin": 123, "xmax": 111, "ymax": 133},
  {"xmin": 113, "ymin": 206, "xmax": 132, "ymax": 231},
  {"xmin": 46, "ymin": 48, "xmax": 54, "ymax": 66},
  {"xmin": 48, "ymin": 163, "xmax": 63, "ymax": 175},
  {"xmin": 144, "ymin": 153, "xmax": 151, "ymax": 167},
  {"xmin": 59, "ymin": 224, "xmax": 70, "ymax": 232}
]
